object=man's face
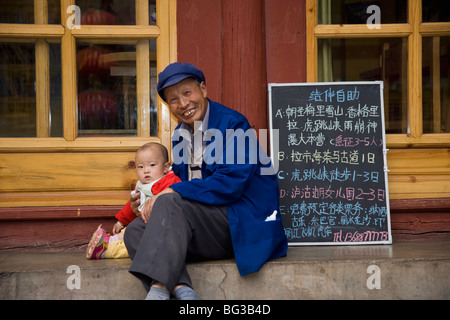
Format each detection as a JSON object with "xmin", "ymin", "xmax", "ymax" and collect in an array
[{"xmin": 164, "ymin": 78, "xmax": 208, "ymax": 128}]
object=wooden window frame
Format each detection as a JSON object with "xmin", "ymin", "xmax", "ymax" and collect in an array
[
  {"xmin": 306, "ymin": 0, "xmax": 450, "ymax": 148},
  {"xmin": 0, "ymin": 0, "xmax": 178, "ymax": 152}
]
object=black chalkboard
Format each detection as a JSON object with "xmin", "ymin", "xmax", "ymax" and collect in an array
[{"xmin": 269, "ymin": 82, "xmax": 391, "ymax": 245}]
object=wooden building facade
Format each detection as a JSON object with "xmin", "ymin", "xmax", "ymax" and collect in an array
[{"xmin": 0, "ymin": 0, "xmax": 449, "ymax": 250}]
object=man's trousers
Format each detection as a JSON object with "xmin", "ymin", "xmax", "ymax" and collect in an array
[{"xmin": 124, "ymin": 192, "xmax": 234, "ymax": 293}]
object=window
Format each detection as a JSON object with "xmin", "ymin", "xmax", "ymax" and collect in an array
[
  {"xmin": 422, "ymin": 36, "xmax": 450, "ymax": 134},
  {"xmin": 307, "ymin": 0, "xmax": 450, "ymax": 146},
  {"xmin": 0, "ymin": 0, "xmax": 175, "ymax": 150},
  {"xmin": 0, "ymin": 0, "xmax": 176, "ymax": 208}
]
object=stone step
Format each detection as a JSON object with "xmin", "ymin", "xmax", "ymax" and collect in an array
[{"xmin": 1, "ymin": 241, "xmax": 449, "ymax": 300}]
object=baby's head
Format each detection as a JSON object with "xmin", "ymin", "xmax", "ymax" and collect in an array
[{"xmin": 135, "ymin": 142, "xmax": 170, "ymax": 184}]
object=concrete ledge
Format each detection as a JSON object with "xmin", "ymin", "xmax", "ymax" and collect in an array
[{"xmin": 1, "ymin": 241, "xmax": 449, "ymax": 300}]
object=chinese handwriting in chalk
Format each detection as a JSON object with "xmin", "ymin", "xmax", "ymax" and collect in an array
[
  {"xmin": 276, "ymin": 104, "xmax": 379, "ymax": 119},
  {"xmin": 279, "ymin": 185, "xmax": 386, "ymax": 202},
  {"xmin": 308, "ymin": 87, "xmax": 360, "ymax": 103},
  {"xmin": 277, "ymin": 149, "xmax": 376, "ymax": 165},
  {"xmin": 272, "ymin": 83, "xmax": 389, "ymax": 243}
]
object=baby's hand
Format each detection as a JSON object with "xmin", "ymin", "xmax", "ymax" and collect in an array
[{"xmin": 112, "ymin": 222, "xmax": 124, "ymax": 235}]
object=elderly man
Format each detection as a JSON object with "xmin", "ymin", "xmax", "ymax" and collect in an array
[{"xmin": 124, "ymin": 62, "xmax": 287, "ymax": 300}]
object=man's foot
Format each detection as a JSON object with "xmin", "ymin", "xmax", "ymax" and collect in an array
[
  {"xmin": 174, "ymin": 286, "xmax": 200, "ymax": 300},
  {"xmin": 145, "ymin": 286, "xmax": 170, "ymax": 300}
]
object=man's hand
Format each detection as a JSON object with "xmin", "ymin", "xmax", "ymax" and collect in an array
[{"xmin": 140, "ymin": 188, "xmax": 176, "ymax": 224}]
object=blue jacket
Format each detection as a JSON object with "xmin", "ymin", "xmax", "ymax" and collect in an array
[{"xmin": 170, "ymin": 99, "xmax": 288, "ymax": 276}]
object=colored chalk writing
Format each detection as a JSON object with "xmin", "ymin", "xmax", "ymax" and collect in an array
[{"xmin": 269, "ymin": 82, "xmax": 391, "ymax": 245}]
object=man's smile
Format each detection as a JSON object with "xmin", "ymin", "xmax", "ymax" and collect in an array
[{"xmin": 183, "ymin": 108, "xmax": 196, "ymax": 117}]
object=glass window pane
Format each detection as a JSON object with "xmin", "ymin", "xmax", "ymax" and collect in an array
[
  {"xmin": 318, "ymin": 38, "xmax": 408, "ymax": 134},
  {"xmin": 49, "ymin": 42, "xmax": 63, "ymax": 137},
  {"xmin": 0, "ymin": 42, "xmax": 36, "ymax": 137},
  {"xmin": 0, "ymin": 42, "xmax": 62, "ymax": 137},
  {"xmin": 76, "ymin": 39, "xmax": 158, "ymax": 137},
  {"xmin": 317, "ymin": 0, "xmax": 407, "ymax": 24},
  {"xmin": 48, "ymin": 0, "xmax": 61, "ymax": 24},
  {"xmin": 150, "ymin": 0, "xmax": 156, "ymax": 26},
  {"xmin": 0, "ymin": 0, "xmax": 60, "ymax": 24},
  {"xmin": 422, "ymin": 36, "xmax": 450, "ymax": 133},
  {"xmin": 423, "ymin": 0, "xmax": 450, "ymax": 22},
  {"xmin": 76, "ymin": 0, "xmax": 135, "ymax": 25},
  {"xmin": 77, "ymin": 42, "xmax": 137, "ymax": 136},
  {"xmin": 0, "ymin": 0, "xmax": 34, "ymax": 23},
  {"xmin": 150, "ymin": 38, "xmax": 157, "ymax": 136}
]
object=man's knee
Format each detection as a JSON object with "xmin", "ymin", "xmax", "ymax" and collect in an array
[
  {"xmin": 153, "ymin": 192, "xmax": 182, "ymax": 210},
  {"xmin": 151, "ymin": 192, "xmax": 190, "ymax": 228}
]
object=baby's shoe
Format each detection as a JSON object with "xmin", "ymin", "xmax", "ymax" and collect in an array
[{"xmin": 86, "ymin": 225, "xmax": 110, "ymax": 259}]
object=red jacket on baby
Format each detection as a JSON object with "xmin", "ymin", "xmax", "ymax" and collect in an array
[{"xmin": 115, "ymin": 170, "xmax": 181, "ymax": 226}]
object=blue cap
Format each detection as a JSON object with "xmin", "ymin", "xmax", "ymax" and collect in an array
[{"xmin": 157, "ymin": 62, "xmax": 206, "ymax": 101}]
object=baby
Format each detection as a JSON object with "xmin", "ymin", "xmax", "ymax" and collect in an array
[{"xmin": 86, "ymin": 142, "xmax": 181, "ymax": 259}]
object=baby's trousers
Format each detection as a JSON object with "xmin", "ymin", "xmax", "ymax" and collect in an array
[{"xmin": 124, "ymin": 192, "xmax": 234, "ymax": 293}]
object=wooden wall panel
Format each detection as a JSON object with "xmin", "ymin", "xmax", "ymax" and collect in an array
[
  {"xmin": 0, "ymin": 153, "xmax": 137, "ymax": 193},
  {"xmin": 0, "ymin": 217, "xmax": 118, "ymax": 251},
  {"xmin": 264, "ymin": 0, "xmax": 307, "ymax": 83},
  {"xmin": 386, "ymin": 149, "xmax": 450, "ymax": 199},
  {"xmin": 221, "ymin": 0, "xmax": 267, "ymax": 131},
  {"xmin": 387, "ymin": 149, "xmax": 450, "ymax": 175},
  {"xmin": 390, "ymin": 199, "xmax": 450, "ymax": 242},
  {"xmin": 388, "ymin": 175, "xmax": 450, "ymax": 199},
  {"xmin": 0, "ymin": 191, "xmax": 131, "ymax": 208},
  {"xmin": 176, "ymin": 0, "xmax": 223, "ymax": 103}
]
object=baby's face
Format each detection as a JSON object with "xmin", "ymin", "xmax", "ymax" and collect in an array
[{"xmin": 135, "ymin": 147, "xmax": 169, "ymax": 184}]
